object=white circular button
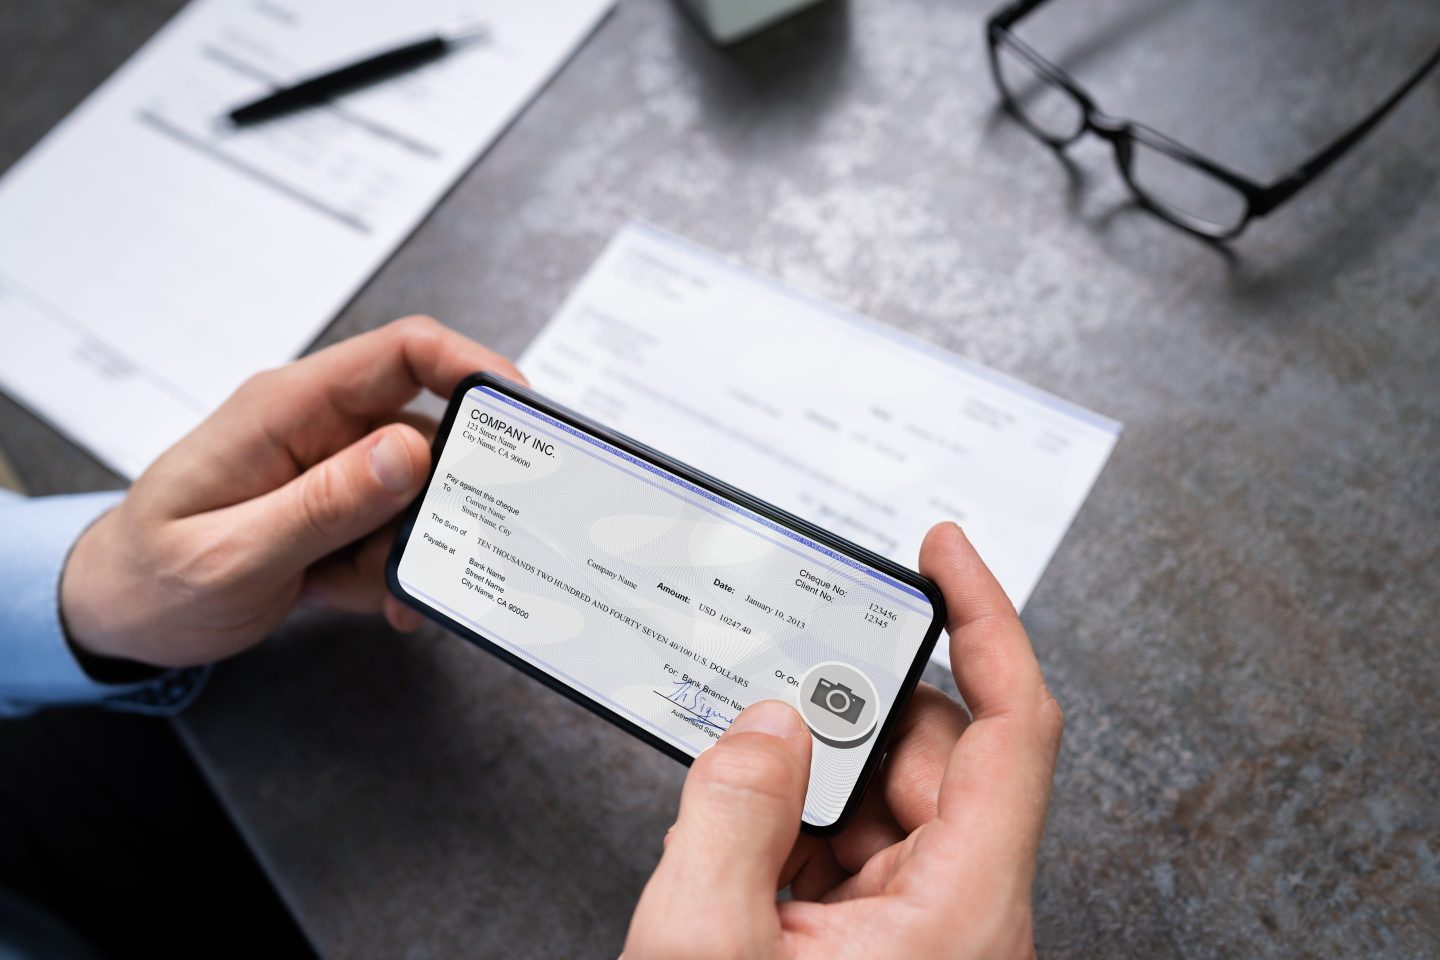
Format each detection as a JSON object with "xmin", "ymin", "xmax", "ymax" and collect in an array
[{"xmin": 796, "ymin": 661, "xmax": 880, "ymax": 749}]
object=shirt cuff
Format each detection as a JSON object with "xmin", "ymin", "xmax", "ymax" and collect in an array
[{"xmin": 0, "ymin": 492, "xmax": 207, "ymax": 716}]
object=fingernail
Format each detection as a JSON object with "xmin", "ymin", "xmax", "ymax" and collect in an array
[
  {"xmin": 726, "ymin": 700, "xmax": 804, "ymax": 739},
  {"xmin": 370, "ymin": 432, "xmax": 414, "ymax": 494}
]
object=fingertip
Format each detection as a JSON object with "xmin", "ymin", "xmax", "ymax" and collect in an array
[
  {"xmin": 683, "ymin": 703, "xmax": 813, "ymax": 830},
  {"xmin": 919, "ymin": 520, "xmax": 967, "ymax": 570},
  {"xmin": 368, "ymin": 422, "xmax": 430, "ymax": 497},
  {"xmin": 391, "ymin": 313, "xmax": 440, "ymax": 334},
  {"xmin": 388, "ymin": 420, "xmax": 431, "ymax": 469},
  {"xmin": 918, "ymin": 522, "xmax": 971, "ymax": 627},
  {"xmin": 724, "ymin": 699, "xmax": 807, "ymax": 741},
  {"xmin": 918, "ymin": 519, "xmax": 1015, "ymax": 624}
]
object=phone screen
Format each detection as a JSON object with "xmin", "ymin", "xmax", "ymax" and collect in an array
[{"xmin": 390, "ymin": 379, "xmax": 943, "ymax": 829}]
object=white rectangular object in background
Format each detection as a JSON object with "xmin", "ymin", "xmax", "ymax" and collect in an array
[
  {"xmin": 677, "ymin": 0, "xmax": 828, "ymax": 43},
  {"xmin": 0, "ymin": 0, "xmax": 613, "ymax": 479},
  {"xmin": 520, "ymin": 223, "xmax": 1121, "ymax": 664}
]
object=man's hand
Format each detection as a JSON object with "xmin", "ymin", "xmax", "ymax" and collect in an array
[
  {"xmin": 61, "ymin": 316, "xmax": 524, "ymax": 669},
  {"xmin": 623, "ymin": 521, "xmax": 1063, "ymax": 960}
]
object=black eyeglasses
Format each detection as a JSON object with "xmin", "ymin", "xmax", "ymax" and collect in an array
[{"xmin": 986, "ymin": 0, "xmax": 1440, "ymax": 240}]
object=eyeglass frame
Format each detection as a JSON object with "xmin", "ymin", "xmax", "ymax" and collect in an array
[{"xmin": 986, "ymin": 0, "xmax": 1440, "ymax": 240}]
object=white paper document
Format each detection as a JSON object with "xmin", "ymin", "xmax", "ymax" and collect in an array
[
  {"xmin": 520, "ymin": 224, "xmax": 1121, "ymax": 660},
  {"xmin": 0, "ymin": 0, "xmax": 613, "ymax": 478}
]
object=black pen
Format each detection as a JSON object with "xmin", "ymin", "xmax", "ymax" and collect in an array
[{"xmin": 226, "ymin": 19, "xmax": 488, "ymax": 127}]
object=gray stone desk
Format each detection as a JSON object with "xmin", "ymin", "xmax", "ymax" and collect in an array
[{"xmin": 2, "ymin": 0, "xmax": 1437, "ymax": 956}]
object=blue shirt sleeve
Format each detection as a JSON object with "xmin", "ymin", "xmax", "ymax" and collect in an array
[{"xmin": 0, "ymin": 490, "xmax": 206, "ymax": 716}]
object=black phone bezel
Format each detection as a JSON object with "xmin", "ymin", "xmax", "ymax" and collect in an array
[{"xmin": 385, "ymin": 372, "xmax": 948, "ymax": 836}]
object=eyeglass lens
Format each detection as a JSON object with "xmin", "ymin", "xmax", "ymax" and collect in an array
[
  {"xmin": 992, "ymin": 38, "xmax": 1085, "ymax": 144},
  {"xmin": 1123, "ymin": 138, "xmax": 1250, "ymax": 236}
]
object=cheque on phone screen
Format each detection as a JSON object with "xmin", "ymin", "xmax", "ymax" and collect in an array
[{"xmin": 396, "ymin": 386, "xmax": 934, "ymax": 826}]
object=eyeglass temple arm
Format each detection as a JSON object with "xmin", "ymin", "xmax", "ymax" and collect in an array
[{"xmin": 1257, "ymin": 44, "xmax": 1440, "ymax": 213}]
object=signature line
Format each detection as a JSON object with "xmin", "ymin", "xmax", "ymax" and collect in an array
[{"xmin": 653, "ymin": 690, "xmax": 728, "ymax": 732}]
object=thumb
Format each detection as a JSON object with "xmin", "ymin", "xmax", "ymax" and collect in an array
[
  {"xmin": 624, "ymin": 700, "xmax": 811, "ymax": 958},
  {"xmin": 221, "ymin": 423, "xmax": 429, "ymax": 576}
]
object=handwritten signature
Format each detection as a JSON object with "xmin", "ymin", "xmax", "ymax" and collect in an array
[{"xmin": 662, "ymin": 679, "xmax": 736, "ymax": 732}]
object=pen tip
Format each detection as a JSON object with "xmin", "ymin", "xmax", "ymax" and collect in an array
[{"xmin": 442, "ymin": 17, "xmax": 489, "ymax": 46}]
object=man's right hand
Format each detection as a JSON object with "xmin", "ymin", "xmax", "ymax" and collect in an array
[{"xmin": 624, "ymin": 521, "xmax": 1063, "ymax": 959}]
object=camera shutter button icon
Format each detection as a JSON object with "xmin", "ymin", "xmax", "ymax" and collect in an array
[{"xmin": 796, "ymin": 661, "xmax": 880, "ymax": 748}]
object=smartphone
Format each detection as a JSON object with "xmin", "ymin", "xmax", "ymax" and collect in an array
[{"xmin": 386, "ymin": 373, "xmax": 946, "ymax": 834}]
